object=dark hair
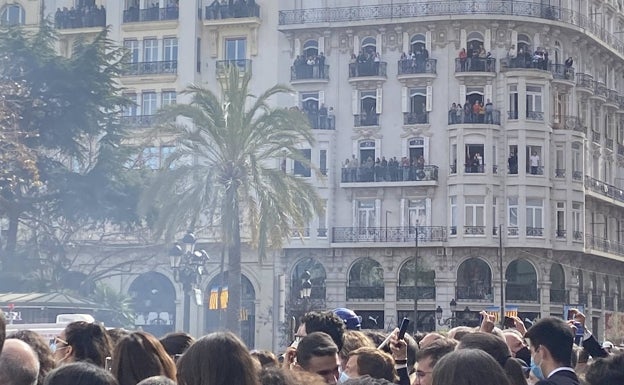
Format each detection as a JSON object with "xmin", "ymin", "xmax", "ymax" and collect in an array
[
  {"xmin": 107, "ymin": 329, "xmax": 131, "ymax": 349},
  {"xmin": 524, "ymin": 317, "xmax": 574, "ymax": 366},
  {"xmin": 259, "ymin": 367, "xmax": 325, "ymax": 385},
  {"xmin": 457, "ymin": 332, "xmax": 527, "ymax": 385},
  {"xmin": 414, "ymin": 338, "xmax": 457, "ymax": 367},
  {"xmin": 64, "ymin": 321, "xmax": 113, "ymax": 368},
  {"xmin": 159, "ymin": 332, "xmax": 194, "ymax": 357},
  {"xmin": 136, "ymin": 376, "xmax": 177, "ymax": 385},
  {"xmin": 296, "ymin": 332, "xmax": 339, "ymax": 369},
  {"xmin": 301, "ymin": 311, "xmax": 346, "ymax": 351},
  {"xmin": 340, "ymin": 331, "xmax": 374, "ymax": 362},
  {"xmin": 176, "ymin": 331, "xmax": 259, "ymax": 385},
  {"xmin": 251, "ymin": 350, "xmax": 278, "ymax": 368},
  {"xmin": 111, "ymin": 331, "xmax": 176, "ymax": 385},
  {"xmin": 44, "ymin": 362, "xmax": 118, "ymax": 385},
  {"xmin": 349, "ymin": 347, "xmax": 397, "ymax": 382},
  {"xmin": 359, "ymin": 330, "xmax": 417, "ymax": 371},
  {"xmin": 0, "ymin": 310, "xmax": 5, "ymax": 352},
  {"xmin": 342, "ymin": 375, "xmax": 396, "ymax": 385},
  {"xmin": 585, "ymin": 353, "xmax": 624, "ymax": 385},
  {"xmin": 432, "ymin": 350, "xmax": 512, "ymax": 385},
  {"xmin": 8, "ymin": 331, "xmax": 56, "ymax": 385}
]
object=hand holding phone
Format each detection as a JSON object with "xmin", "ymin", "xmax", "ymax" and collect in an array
[{"xmin": 397, "ymin": 318, "xmax": 410, "ymax": 340}]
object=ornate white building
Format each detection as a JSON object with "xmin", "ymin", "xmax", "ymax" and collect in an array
[{"xmin": 3, "ymin": 0, "xmax": 624, "ymax": 350}]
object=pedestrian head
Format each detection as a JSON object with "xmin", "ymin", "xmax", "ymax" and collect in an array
[
  {"xmin": 432, "ymin": 349, "xmax": 511, "ymax": 385},
  {"xmin": 524, "ymin": 317, "xmax": 574, "ymax": 378},
  {"xmin": 298, "ymin": 311, "xmax": 346, "ymax": 351},
  {"xmin": 159, "ymin": 332, "xmax": 194, "ymax": 358},
  {"xmin": 8, "ymin": 330, "xmax": 56, "ymax": 385},
  {"xmin": 55, "ymin": 321, "xmax": 112, "ymax": 368},
  {"xmin": 111, "ymin": 331, "xmax": 176, "ymax": 385},
  {"xmin": 295, "ymin": 332, "xmax": 340, "ymax": 385},
  {"xmin": 44, "ymin": 362, "xmax": 118, "ymax": 385},
  {"xmin": 0, "ymin": 338, "xmax": 40, "ymax": 385}
]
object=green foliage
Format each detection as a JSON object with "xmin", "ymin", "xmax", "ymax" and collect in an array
[{"xmin": 91, "ymin": 283, "xmax": 136, "ymax": 329}]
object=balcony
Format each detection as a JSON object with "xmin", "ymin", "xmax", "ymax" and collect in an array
[
  {"xmin": 502, "ymin": 56, "xmax": 549, "ymax": 72},
  {"xmin": 526, "ymin": 227, "xmax": 544, "ymax": 237},
  {"xmin": 449, "ymin": 109, "xmax": 501, "ymax": 125},
  {"xmin": 555, "ymin": 229, "xmax": 566, "ymax": 238},
  {"xmin": 121, "ymin": 115, "xmax": 155, "ymax": 128},
  {"xmin": 354, "ymin": 113, "xmax": 380, "ymax": 127},
  {"xmin": 606, "ymin": 138, "xmax": 614, "ymax": 149},
  {"xmin": 464, "ymin": 164, "xmax": 486, "ymax": 174},
  {"xmin": 121, "ymin": 61, "xmax": 177, "ymax": 77},
  {"xmin": 455, "ymin": 58, "xmax": 496, "ymax": 74},
  {"xmin": 550, "ymin": 63, "xmax": 575, "ymax": 83},
  {"xmin": 575, "ymin": 73, "xmax": 594, "ymax": 93},
  {"xmin": 55, "ymin": 7, "xmax": 106, "ymax": 30},
  {"xmin": 619, "ymin": 144, "xmax": 624, "ymax": 157},
  {"xmin": 216, "ymin": 59, "xmax": 252, "ymax": 77},
  {"xmin": 464, "ymin": 226, "xmax": 485, "ymax": 236},
  {"xmin": 585, "ymin": 234, "xmax": 624, "ymax": 257},
  {"xmin": 348, "ymin": 62, "xmax": 387, "ymax": 79},
  {"xmin": 507, "ymin": 285, "xmax": 539, "ymax": 302},
  {"xmin": 550, "ymin": 289, "xmax": 569, "ymax": 304},
  {"xmin": 301, "ymin": 111, "xmax": 335, "ymax": 130},
  {"xmin": 572, "ymin": 171, "xmax": 583, "ymax": 181},
  {"xmin": 404, "ymin": 112, "xmax": 429, "ymax": 125},
  {"xmin": 317, "ymin": 228, "xmax": 328, "ymax": 238},
  {"xmin": 290, "ymin": 64, "xmax": 329, "ymax": 82},
  {"xmin": 397, "ymin": 59, "xmax": 437, "ymax": 77},
  {"xmin": 552, "ymin": 115, "xmax": 584, "ymax": 133},
  {"xmin": 456, "ymin": 285, "xmax": 493, "ymax": 301},
  {"xmin": 555, "ymin": 169, "xmax": 565, "ymax": 178},
  {"xmin": 508, "ymin": 227, "xmax": 519, "ymax": 237},
  {"xmin": 606, "ymin": 90, "xmax": 619, "ymax": 107},
  {"xmin": 526, "ymin": 110, "xmax": 544, "ymax": 121},
  {"xmin": 346, "ymin": 286, "xmax": 384, "ymax": 300},
  {"xmin": 397, "ymin": 286, "xmax": 436, "ymax": 301},
  {"xmin": 592, "ymin": 81, "xmax": 608, "ymax": 100},
  {"xmin": 573, "ymin": 231, "xmax": 583, "ymax": 241},
  {"xmin": 585, "ymin": 175, "xmax": 624, "ymax": 204},
  {"xmin": 331, "ymin": 226, "xmax": 447, "ymax": 243},
  {"xmin": 123, "ymin": 7, "xmax": 179, "ymax": 23},
  {"xmin": 205, "ymin": 2, "xmax": 260, "ymax": 19}
]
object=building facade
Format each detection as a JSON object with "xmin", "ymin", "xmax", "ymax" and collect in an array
[{"xmin": 3, "ymin": 0, "xmax": 624, "ymax": 350}]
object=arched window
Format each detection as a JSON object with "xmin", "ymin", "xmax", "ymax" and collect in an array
[
  {"xmin": 410, "ymin": 34, "xmax": 426, "ymax": 54},
  {"xmin": 1, "ymin": 4, "xmax": 25, "ymax": 26},
  {"xmin": 361, "ymin": 36, "xmax": 377, "ymax": 55},
  {"xmin": 128, "ymin": 272, "xmax": 176, "ymax": 336},
  {"xmin": 398, "ymin": 258, "xmax": 435, "ymax": 300},
  {"xmin": 467, "ymin": 32, "xmax": 484, "ymax": 54},
  {"xmin": 291, "ymin": 257, "xmax": 327, "ymax": 301},
  {"xmin": 303, "ymin": 39, "xmax": 318, "ymax": 58},
  {"xmin": 506, "ymin": 259, "xmax": 538, "ymax": 301},
  {"xmin": 517, "ymin": 34, "xmax": 531, "ymax": 56},
  {"xmin": 550, "ymin": 263, "xmax": 566, "ymax": 303},
  {"xmin": 456, "ymin": 258, "xmax": 492, "ymax": 300},
  {"xmin": 347, "ymin": 258, "xmax": 384, "ymax": 300}
]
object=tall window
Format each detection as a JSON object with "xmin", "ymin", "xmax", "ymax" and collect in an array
[
  {"xmin": 526, "ymin": 85, "xmax": 543, "ymax": 120},
  {"xmin": 508, "ymin": 85, "xmax": 518, "ymax": 119},
  {"xmin": 162, "ymin": 91, "xmax": 176, "ymax": 107},
  {"xmin": 572, "ymin": 142, "xmax": 582, "ymax": 178},
  {"xmin": 450, "ymin": 196, "xmax": 457, "ymax": 235},
  {"xmin": 293, "ymin": 149, "xmax": 311, "ymax": 177},
  {"xmin": 556, "ymin": 202, "xmax": 565, "ymax": 238},
  {"xmin": 359, "ymin": 90, "xmax": 378, "ymax": 126},
  {"xmin": 319, "ymin": 149, "xmax": 327, "ymax": 176},
  {"xmin": 225, "ymin": 38, "xmax": 246, "ymax": 60},
  {"xmin": 142, "ymin": 92, "xmax": 157, "ymax": 116},
  {"xmin": 408, "ymin": 199, "xmax": 426, "ymax": 228},
  {"xmin": 359, "ymin": 140, "xmax": 376, "ymax": 165},
  {"xmin": 526, "ymin": 198, "xmax": 544, "ymax": 236},
  {"xmin": 408, "ymin": 88, "xmax": 427, "ymax": 124},
  {"xmin": 357, "ymin": 201, "xmax": 376, "ymax": 228},
  {"xmin": 555, "ymin": 145, "xmax": 565, "ymax": 177},
  {"xmin": 124, "ymin": 40, "xmax": 140, "ymax": 63},
  {"xmin": 1, "ymin": 5, "xmax": 25, "ymax": 26},
  {"xmin": 492, "ymin": 197, "xmax": 498, "ymax": 234},
  {"xmin": 508, "ymin": 145, "xmax": 518, "ymax": 174},
  {"xmin": 163, "ymin": 38, "xmax": 178, "ymax": 62},
  {"xmin": 123, "ymin": 94, "xmax": 138, "ymax": 116},
  {"xmin": 508, "ymin": 197, "xmax": 518, "ymax": 236},
  {"xmin": 464, "ymin": 197, "xmax": 485, "ymax": 235},
  {"xmin": 465, "ymin": 144, "xmax": 485, "ymax": 173},
  {"xmin": 526, "ymin": 145, "xmax": 543, "ymax": 175},
  {"xmin": 143, "ymin": 39, "xmax": 159, "ymax": 62}
]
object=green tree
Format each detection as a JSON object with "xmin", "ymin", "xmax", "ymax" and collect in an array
[{"xmin": 140, "ymin": 67, "xmax": 323, "ymax": 335}]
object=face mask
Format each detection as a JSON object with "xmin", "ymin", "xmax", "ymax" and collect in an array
[
  {"xmin": 339, "ymin": 371, "xmax": 350, "ymax": 384},
  {"xmin": 515, "ymin": 346, "xmax": 532, "ymax": 367},
  {"xmin": 530, "ymin": 357, "xmax": 545, "ymax": 380}
]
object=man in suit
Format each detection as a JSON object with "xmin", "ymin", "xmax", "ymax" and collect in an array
[{"xmin": 525, "ymin": 317, "xmax": 578, "ymax": 385}]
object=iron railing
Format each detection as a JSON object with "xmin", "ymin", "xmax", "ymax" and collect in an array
[
  {"xmin": 341, "ymin": 165, "xmax": 438, "ymax": 183},
  {"xmin": 508, "ymin": 227, "xmax": 519, "ymax": 236},
  {"xmin": 593, "ymin": 81, "xmax": 608, "ymax": 99},
  {"xmin": 349, "ymin": 62, "xmax": 387, "ymax": 78},
  {"xmin": 619, "ymin": 144, "xmax": 624, "ymax": 157},
  {"xmin": 464, "ymin": 164, "xmax": 486, "ymax": 173},
  {"xmin": 121, "ymin": 61, "xmax": 177, "ymax": 76},
  {"xmin": 317, "ymin": 228, "xmax": 328, "ymax": 238},
  {"xmin": 456, "ymin": 285, "xmax": 493, "ymax": 301},
  {"xmin": 572, "ymin": 171, "xmax": 583, "ymax": 181},
  {"xmin": 550, "ymin": 289, "xmax": 569, "ymax": 304},
  {"xmin": 464, "ymin": 226, "xmax": 485, "ymax": 235},
  {"xmin": 332, "ymin": 226, "xmax": 447, "ymax": 243},
  {"xmin": 121, "ymin": 115, "xmax": 155, "ymax": 127},
  {"xmin": 204, "ymin": 2, "xmax": 260, "ymax": 19},
  {"xmin": 123, "ymin": 7, "xmax": 179, "ymax": 23},
  {"xmin": 502, "ymin": 56, "xmax": 549, "ymax": 71},
  {"xmin": 291, "ymin": 64, "xmax": 330, "ymax": 81},
  {"xmin": 576, "ymin": 73, "xmax": 594, "ymax": 89},
  {"xmin": 506, "ymin": 285, "xmax": 539, "ymax": 302},
  {"xmin": 397, "ymin": 286, "xmax": 436, "ymax": 300},
  {"xmin": 555, "ymin": 169, "xmax": 566, "ymax": 178},
  {"xmin": 449, "ymin": 109, "xmax": 501, "ymax": 125},
  {"xmin": 455, "ymin": 58, "xmax": 496, "ymax": 73},
  {"xmin": 573, "ymin": 231, "xmax": 583, "ymax": 241},
  {"xmin": 526, "ymin": 227, "xmax": 544, "ymax": 237},
  {"xmin": 404, "ymin": 112, "xmax": 429, "ymax": 124},
  {"xmin": 526, "ymin": 110, "xmax": 544, "ymax": 121},
  {"xmin": 354, "ymin": 113, "xmax": 380, "ymax": 127},
  {"xmin": 302, "ymin": 111, "xmax": 335, "ymax": 130},
  {"xmin": 278, "ymin": 2, "xmax": 624, "ymax": 61},
  {"xmin": 346, "ymin": 286, "xmax": 384, "ymax": 300},
  {"xmin": 607, "ymin": 90, "xmax": 619, "ymax": 105},
  {"xmin": 585, "ymin": 175, "xmax": 624, "ymax": 204},
  {"xmin": 508, "ymin": 110, "xmax": 519, "ymax": 120},
  {"xmin": 555, "ymin": 229, "xmax": 566, "ymax": 238},
  {"xmin": 550, "ymin": 63, "xmax": 575, "ymax": 80},
  {"xmin": 55, "ymin": 8, "xmax": 106, "ymax": 29},
  {"xmin": 216, "ymin": 59, "xmax": 252, "ymax": 76},
  {"xmin": 397, "ymin": 58, "xmax": 437, "ymax": 75},
  {"xmin": 552, "ymin": 115, "xmax": 584, "ymax": 132},
  {"xmin": 585, "ymin": 234, "xmax": 624, "ymax": 257}
]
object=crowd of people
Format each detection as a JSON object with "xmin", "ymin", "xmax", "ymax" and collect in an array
[
  {"xmin": 448, "ymin": 100, "xmax": 497, "ymax": 124},
  {"xmin": 0, "ymin": 306, "xmax": 622, "ymax": 385},
  {"xmin": 342, "ymin": 155, "xmax": 433, "ymax": 183},
  {"xmin": 54, "ymin": 4, "xmax": 106, "ymax": 29},
  {"xmin": 349, "ymin": 50, "xmax": 383, "ymax": 77},
  {"xmin": 292, "ymin": 54, "xmax": 327, "ymax": 80},
  {"xmin": 398, "ymin": 48, "xmax": 430, "ymax": 74},
  {"xmin": 124, "ymin": 1, "xmax": 179, "ymax": 23},
  {"xmin": 291, "ymin": 103, "xmax": 335, "ymax": 130},
  {"xmin": 506, "ymin": 45, "xmax": 551, "ymax": 70},
  {"xmin": 457, "ymin": 43, "xmax": 495, "ymax": 72},
  {"xmin": 205, "ymin": 0, "xmax": 260, "ymax": 20}
]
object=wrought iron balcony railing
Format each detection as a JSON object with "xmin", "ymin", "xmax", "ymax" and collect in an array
[
  {"xmin": 456, "ymin": 285, "xmax": 493, "ymax": 301},
  {"xmin": 464, "ymin": 164, "xmax": 485, "ymax": 174},
  {"xmin": 397, "ymin": 58, "xmax": 437, "ymax": 75},
  {"xmin": 555, "ymin": 229, "xmax": 566, "ymax": 238},
  {"xmin": 291, "ymin": 64, "xmax": 330, "ymax": 81},
  {"xmin": 341, "ymin": 165, "xmax": 438, "ymax": 183},
  {"xmin": 216, "ymin": 59, "xmax": 252, "ymax": 76},
  {"xmin": 584, "ymin": 175, "xmax": 624, "ymax": 203},
  {"xmin": 593, "ymin": 81, "xmax": 608, "ymax": 99},
  {"xmin": 585, "ymin": 234, "xmax": 624, "ymax": 257},
  {"xmin": 404, "ymin": 112, "xmax": 429, "ymax": 124},
  {"xmin": 332, "ymin": 226, "xmax": 447, "ymax": 243},
  {"xmin": 204, "ymin": 2, "xmax": 260, "ymax": 20},
  {"xmin": 508, "ymin": 110, "xmax": 519, "ymax": 120},
  {"xmin": 121, "ymin": 115, "xmax": 155, "ymax": 127},
  {"xmin": 354, "ymin": 113, "xmax": 380, "ymax": 127},
  {"xmin": 464, "ymin": 226, "xmax": 485, "ymax": 235},
  {"xmin": 302, "ymin": 112, "xmax": 335, "ymax": 130},
  {"xmin": 346, "ymin": 286, "xmax": 384, "ymax": 300},
  {"xmin": 449, "ymin": 109, "xmax": 501, "ymax": 125},
  {"xmin": 455, "ymin": 58, "xmax": 496, "ymax": 73},
  {"xmin": 572, "ymin": 171, "xmax": 583, "ymax": 181},
  {"xmin": 397, "ymin": 286, "xmax": 436, "ymax": 300},
  {"xmin": 555, "ymin": 169, "xmax": 566, "ymax": 178},
  {"xmin": 526, "ymin": 110, "xmax": 544, "ymax": 121},
  {"xmin": 55, "ymin": 8, "xmax": 106, "ymax": 29},
  {"xmin": 506, "ymin": 285, "xmax": 539, "ymax": 302},
  {"xmin": 573, "ymin": 231, "xmax": 583, "ymax": 241},
  {"xmin": 526, "ymin": 227, "xmax": 544, "ymax": 237},
  {"xmin": 123, "ymin": 7, "xmax": 179, "ymax": 23},
  {"xmin": 550, "ymin": 63, "xmax": 575, "ymax": 81},
  {"xmin": 607, "ymin": 90, "xmax": 619, "ymax": 105},
  {"xmin": 349, "ymin": 62, "xmax": 387, "ymax": 78},
  {"xmin": 550, "ymin": 289, "xmax": 569, "ymax": 304},
  {"xmin": 121, "ymin": 61, "xmax": 177, "ymax": 76},
  {"xmin": 502, "ymin": 56, "xmax": 549, "ymax": 71},
  {"xmin": 508, "ymin": 227, "xmax": 519, "ymax": 236},
  {"xmin": 552, "ymin": 115, "xmax": 584, "ymax": 132},
  {"xmin": 576, "ymin": 73, "xmax": 594, "ymax": 89}
]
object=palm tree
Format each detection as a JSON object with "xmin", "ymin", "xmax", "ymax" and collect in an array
[{"xmin": 140, "ymin": 66, "xmax": 323, "ymax": 336}]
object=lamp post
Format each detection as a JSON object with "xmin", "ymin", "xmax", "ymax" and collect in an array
[
  {"xmin": 300, "ymin": 270, "xmax": 313, "ymax": 314},
  {"xmin": 435, "ymin": 299, "xmax": 458, "ymax": 327},
  {"xmin": 169, "ymin": 231, "xmax": 210, "ymax": 333}
]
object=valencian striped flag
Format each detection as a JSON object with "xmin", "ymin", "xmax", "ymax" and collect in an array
[
  {"xmin": 485, "ymin": 305, "xmax": 518, "ymax": 323},
  {"xmin": 208, "ymin": 286, "xmax": 228, "ymax": 310}
]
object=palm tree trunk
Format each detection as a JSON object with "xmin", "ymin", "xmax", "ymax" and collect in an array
[
  {"xmin": 225, "ymin": 186, "xmax": 242, "ymax": 337},
  {"xmin": 2, "ymin": 210, "xmax": 20, "ymax": 272}
]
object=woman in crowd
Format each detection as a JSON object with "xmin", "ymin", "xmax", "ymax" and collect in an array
[
  {"xmin": 53, "ymin": 321, "xmax": 112, "ymax": 368},
  {"xmin": 432, "ymin": 349, "xmax": 512, "ymax": 385},
  {"xmin": 44, "ymin": 362, "xmax": 118, "ymax": 385},
  {"xmin": 8, "ymin": 330, "xmax": 56, "ymax": 385},
  {"xmin": 111, "ymin": 331, "xmax": 177, "ymax": 385}
]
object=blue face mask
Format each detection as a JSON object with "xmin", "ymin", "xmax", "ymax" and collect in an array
[
  {"xmin": 339, "ymin": 371, "xmax": 350, "ymax": 384},
  {"xmin": 530, "ymin": 357, "xmax": 545, "ymax": 380}
]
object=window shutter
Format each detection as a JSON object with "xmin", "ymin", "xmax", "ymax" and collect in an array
[
  {"xmin": 403, "ymin": 32, "xmax": 409, "ymax": 53},
  {"xmin": 352, "ymin": 89, "xmax": 359, "ymax": 114},
  {"xmin": 484, "ymin": 29, "xmax": 491, "ymax": 52},
  {"xmin": 511, "ymin": 30, "xmax": 517, "ymax": 47},
  {"xmin": 460, "ymin": 29, "xmax": 467, "ymax": 49},
  {"xmin": 318, "ymin": 36, "xmax": 324, "ymax": 54},
  {"xmin": 426, "ymin": 86, "xmax": 433, "ymax": 112},
  {"xmin": 485, "ymin": 84, "xmax": 492, "ymax": 103},
  {"xmin": 425, "ymin": 31, "xmax": 432, "ymax": 53},
  {"xmin": 294, "ymin": 38, "xmax": 301, "ymax": 55},
  {"xmin": 377, "ymin": 33, "xmax": 383, "ymax": 53},
  {"xmin": 319, "ymin": 91, "xmax": 325, "ymax": 105},
  {"xmin": 354, "ymin": 35, "xmax": 360, "ymax": 51},
  {"xmin": 401, "ymin": 86, "xmax": 409, "ymax": 113},
  {"xmin": 459, "ymin": 85, "xmax": 466, "ymax": 104},
  {"xmin": 376, "ymin": 88, "xmax": 383, "ymax": 114}
]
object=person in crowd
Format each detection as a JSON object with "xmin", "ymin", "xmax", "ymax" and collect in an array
[
  {"xmin": 457, "ymin": 332, "xmax": 528, "ymax": 385},
  {"xmin": 339, "ymin": 331, "xmax": 374, "ymax": 368},
  {"xmin": 111, "ymin": 331, "xmax": 176, "ymax": 385},
  {"xmin": 251, "ymin": 350, "xmax": 279, "ymax": 368},
  {"xmin": 508, "ymin": 151, "xmax": 518, "ymax": 174},
  {"xmin": 432, "ymin": 349, "xmax": 512, "ymax": 385},
  {"xmin": 317, "ymin": 52, "xmax": 326, "ymax": 78},
  {"xmin": 485, "ymin": 99, "xmax": 494, "ymax": 123},
  {"xmin": 53, "ymin": 321, "xmax": 112, "ymax": 368},
  {"xmin": 8, "ymin": 331, "xmax": 56, "ymax": 385},
  {"xmin": 295, "ymin": 332, "xmax": 340, "ymax": 385},
  {"xmin": 319, "ymin": 104, "xmax": 328, "ymax": 129},
  {"xmin": 502, "ymin": 328, "xmax": 531, "ymax": 367},
  {"xmin": 342, "ymin": 347, "xmax": 397, "ymax": 383},
  {"xmin": 524, "ymin": 317, "xmax": 578, "ymax": 385},
  {"xmin": 176, "ymin": 331, "xmax": 259, "ymax": 385},
  {"xmin": 260, "ymin": 366, "xmax": 326, "ymax": 385},
  {"xmin": 295, "ymin": 311, "xmax": 346, "ymax": 351},
  {"xmin": 458, "ymin": 48, "xmax": 467, "ymax": 71},
  {"xmin": 0, "ymin": 339, "xmax": 40, "ymax": 385},
  {"xmin": 159, "ymin": 332, "xmax": 194, "ymax": 360},
  {"xmin": 508, "ymin": 44, "xmax": 517, "ymax": 66},
  {"xmin": 43, "ymin": 362, "xmax": 118, "ymax": 385},
  {"xmin": 529, "ymin": 151, "xmax": 540, "ymax": 175},
  {"xmin": 584, "ymin": 352, "xmax": 624, "ymax": 385},
  {"xmin": 0, "ymin": 309, "xmax": 5, "ymax": 354},
  {"xmin": 107, "ymin": 329, "xmax": 131, "ymax": 349},
  {"xmin": 417, "ymin": 332, "xmax": 443, "ymax": 349},
  {"xmin": 136, "ymin": 377, "xmax": 176, "ymax": 385},
  {"xmin": 413, "ymin": 338, "xmax": 457, "ymax": 385},
  {"xmin": 567, "ymin": 308, "xmax": 608, "ymax": 359}
]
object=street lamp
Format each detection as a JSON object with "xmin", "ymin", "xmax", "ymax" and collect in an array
[
  {"xmin": 413, "ymin": 221, "xmax": 419, "ymax": 332},
  {"xmin": 300, "ymin": 270, "xmax": 313, "ymax": 313},
  {"xmin": 169, "ymin": 231, "xmax": 210, "ymax": 333},
  {"xmin": 435, "ymin": 299, "xmax": 458, "ymax": 326}
]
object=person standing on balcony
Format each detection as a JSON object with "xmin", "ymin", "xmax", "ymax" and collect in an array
[
  {"xmin": 485, "ymin": 99, "xmax": 494, "ymax": 124},
  {"xmin": 459, "ymin": 48, "xmax": 468, "ymax": 71},
  {"xmin": 318, "ymin": 52, "xmax": 326, "ymax": 78},
  {"xmin": 530, "ymin": 152, "xmax": 540, "ymax": 175},
  {"xmin": 319, "ymin": 104, "xmax": 328, "ymax": 130},
  {"xmin": 507, "ymin": 44, "xmax": 517, "ymax": 67}
]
